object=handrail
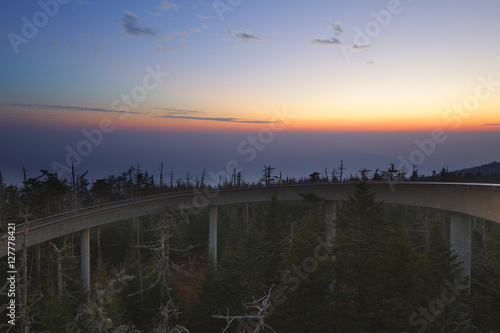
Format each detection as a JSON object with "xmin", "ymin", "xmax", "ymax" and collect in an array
[{"xmin": 2, "ymin": 181, "xmax": 500, "ymax": 242}]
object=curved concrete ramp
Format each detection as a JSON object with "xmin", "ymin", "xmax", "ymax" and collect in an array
[{"xmin": 1, "ymin": 182, "xmax": 499, "ymax": 257}]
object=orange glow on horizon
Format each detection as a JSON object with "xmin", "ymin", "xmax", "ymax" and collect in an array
[{"xmin": 2, "ymin": 105, "xmax": 499, "ymax": 133}]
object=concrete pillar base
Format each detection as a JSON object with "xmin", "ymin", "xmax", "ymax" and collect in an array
[
  {"xmin": 209, "ymin": 206, "xmax": 218, "ymax": 265},
  {"xmin": 325, "ymin": 201, "xmax": 337, "ymax": 244},
  {"xmin": 81, "ymin": 229, "xmax": 90, "ymax": 294},
  {"xmin": 450, "ymin": 213, "xmax": 471, "ymax": 289}
]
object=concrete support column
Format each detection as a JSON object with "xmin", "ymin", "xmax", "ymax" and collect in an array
[
  {"xmin": 209, "ymin": 206, "xmax": 218, "ymax": 265},
  {"xmin": 81, "ymin": 229, "xmax": 90, "ymax": 294},
  {"xmin": 450, "ymin": 213, "xmax": 471, "ymax": 289},
  {"xmin": 325, "ymin": 201, "xmax": 337, "ymax": 244}
]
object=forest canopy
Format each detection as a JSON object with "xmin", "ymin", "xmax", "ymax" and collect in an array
[{"xmin": 0, "ymin": 164, "xmax": 499, "ymax": 332}]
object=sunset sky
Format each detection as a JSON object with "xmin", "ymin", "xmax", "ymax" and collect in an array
[{"xmin": 1, "ymin": 0, "xmax": 499, "ymax": 184}]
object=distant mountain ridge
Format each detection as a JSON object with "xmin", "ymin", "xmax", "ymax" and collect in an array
[{"xmin": 453, "ymin": 161, "xmax": 500, "ymax": 175}]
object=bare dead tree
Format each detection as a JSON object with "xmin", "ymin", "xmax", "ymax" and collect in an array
[
  {"xmin": 48, "ymin": 239, "xmax": 77, "ymax": 302},
  {"xmin": 213, "ymin": 285, "xmax": 276, "ymax": 333},
  {"xmin": 473, "ymin": 217, "xmax": 493, "ymax": 273},
  {"xmin": 262, "ymin": 166, "xmax": 275, "ymax": 185},
  {"xmin": 134, "ymin": 216, "xmax": 144, "ymax": 305},
  {"xmin": 128, "ymin": 209, "xmax": 198, "ymax": 329},
  {"xmin": 332, "ymin": 168, "xmax": 337, "ymax": 182},
  {"xmin": 75, "ymin": 272, "xmax": 135, "ymax": 333},
  {"xmin": 160, "ymin": 163, "xmax": 164, "ymax": 189},
  {"xmin": 15, "ymin": 208, "xmax": 43, "ymax": 333},
  {"xmin": 153, "ymin": 298, "xmax": 183, "ymax": 333},
  {"xmin": 201, "ymin": 169, "xmax": 206, "ymax": 188},
  {"xmin": 339, "ymin": 161, "xmax": 345, "ymax": 182}
]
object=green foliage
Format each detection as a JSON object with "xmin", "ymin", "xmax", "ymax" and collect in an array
[
  {"xmin": 98, "ymin": 221, "xmax": 134, "ymax": 265},
  {"xmin": 334, "ymin": 180, "xmax": 389, "ymax": 310},
  {"xmin": 471, "ymin": 268, "xmax": 500, "ymax": 329},
  {"xmin": 269, "ymin": 212, "xmax": 335, "ymax": 332},
  {"xmin": 3, "ymin": 166, "xmax": 500, "ymax": 332},
  {"xmin": 36, "ymin": 289, "xmax": 75, "ymax": 332},
  {"xmin": 253, "ymin": 197, "xmax": 288, "ymax": 285},
  {"xmin": 186, "ymin": 257, "xmax": 225, "ymax": 332}
]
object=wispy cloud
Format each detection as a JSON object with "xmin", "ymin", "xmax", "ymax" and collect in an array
[
  {"xmin": 119, "ymin": 11, "xmax": 156, "ymax": 37},
  {"xmin": 154, "ymin": 107, "xmax": 278, "ymax": 124},
  {"xmin": 158, "ymin": 114, "xmax": 278, "ymax": 124},
  {"xmin": 311, "ymin": 21, "xmax": 373, "ymax": 50},
  {"xmin": 228, "ymin": 30, "xmax": 264, "ymax": 42},
  {"xmin": 95, "ymin": 42, "xmax": 107, "ymax": 54},
  {"xmin": 197, "ymin": 14, "xmax": 211, "ymax": 20},
  {"xmin": 310, "ymin": 37, "xmax": 342, "ymax": 45},
  {"xmin": 152, "ymin": 107, "xmax": 203, "ymax": 115},
  {"xmin": 67, "ymin": 40, "xmax": 81, "ymax": 50},
  {"xmin": 485, "ymin": 123, "xmax": 500, "ymax": 126},
  {"xmin": 149, "ymin": 1, "xmax": 178, "ymax": 17},
  {"xmin": 352, "ymin": 43, "xmax": 371, "ymax": 49},
  {"xmin": 329, "ymin": 21, "xmax": 343, "ymax": 34},
  {"xmin": 311, "ymin": 20, "xmax": 344, "ymax": 45},
  {"xmin": 154, "ymin": 46, "xmax": 174, "ymax": 53},
  {"xmin": 3, "ymin": 103, "xmax": 280, "ymax": 124},
  {"xmin": 2, "ymin": 112, "xmax": 58, "ymax": 117},
  {"xmin": 4, "ymin": 103, "xmax": 145, "ymax": 115}
]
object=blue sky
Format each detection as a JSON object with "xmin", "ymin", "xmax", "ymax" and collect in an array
[{"xmin": 1, "ymin": 0, "xmax": 499, "ymax": 184}]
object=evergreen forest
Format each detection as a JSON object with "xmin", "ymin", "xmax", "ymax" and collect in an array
[{"xmin": 1, "ymin": 163, "xmax": 500, "ymax": 332}]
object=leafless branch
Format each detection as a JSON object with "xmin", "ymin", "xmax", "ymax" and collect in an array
[{"xmin": 212, "ymin": 285, "xmax": 276, "ymax": 333}]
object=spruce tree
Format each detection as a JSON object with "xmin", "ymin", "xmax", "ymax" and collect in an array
[
  {"xmin": 334, "ymin": 178, "xmax": 389, "ymax": 306},
  {"xmin": 270, "ymin": 211, "xmax": 335, "ymax": 332}
]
